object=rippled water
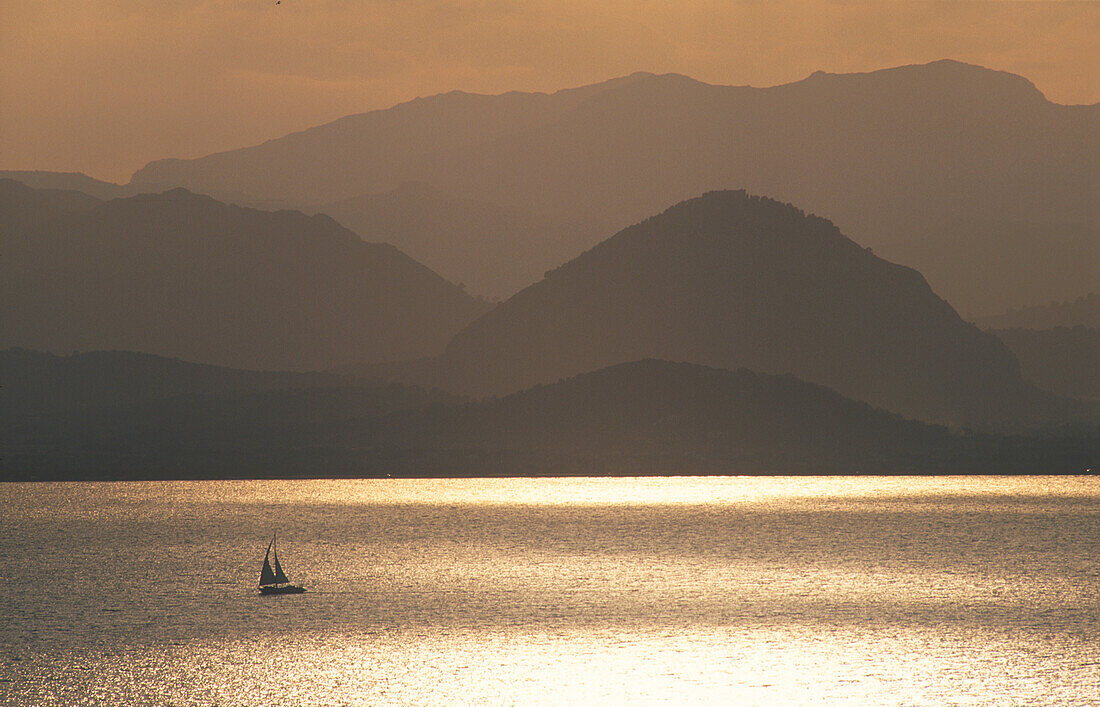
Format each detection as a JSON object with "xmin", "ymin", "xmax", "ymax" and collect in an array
[{"xmin": 1, "ymin": 477, "xmax": 1098, "ymax": 705}]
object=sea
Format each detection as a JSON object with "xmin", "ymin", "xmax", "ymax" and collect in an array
[{"xmin": 1, "ymin": 477, "xmax": 1098, "ymax": 705}]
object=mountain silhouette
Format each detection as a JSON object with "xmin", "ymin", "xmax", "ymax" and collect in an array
[
  {"xmin": 0, "ymin": 178, "xmax": 102, "ymax": 229},
  {"xmin": 131, "ymin": 71, "xmax": 664, "ymax": 204},
  {"xmin": 130, "ymin": 61, "xmax": 1099, "ymax": 316},
  {"xmin": 0, "ymin": 183, "xmax": 490, "ymax": 370},
  {"xmin": 384, "ymin": 359, "xmax": 959, "ymax": 476},
  {"xmin": 0, "ymin": 348, "xmax": 357, "ymax": 416},
  {"xmin": 1, "ymin": 349, "xmax": 461, "ymax": 480},
  {"xmin": 6, "ymin": 355, "xmax": 1095, "ymax": 480},
  {"xmin": 0, "ymin": 170, "xmax": 132, "ymax": 201},
  {"xmin": 429, "ymin": 191, "xmax": 1075, "ymax": 428}
]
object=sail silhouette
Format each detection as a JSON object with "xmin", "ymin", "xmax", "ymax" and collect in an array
[
  {"xmin": 259, "ymin": 539, "xmax": 278, "ymax": 585},
  {"xmin": 258, "ymin": 532, "xmax": 305, "ymax": 595},
  {"xmin": 272, "ymin": 552, "xmax": 289, "ymax": 585}
]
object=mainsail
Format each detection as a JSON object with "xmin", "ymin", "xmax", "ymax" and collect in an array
[
  {"xmin": 272, "ymin": 551, "xmax": 289, "ymax": 585},
  {"xmin": 259, "ymin": 535, "xmax": 289, "ymax": 586}
]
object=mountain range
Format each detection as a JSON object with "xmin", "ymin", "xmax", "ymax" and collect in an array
[
  {"xmin": 4, "ymin": 59, "xmax": 1098, "ymax": 478},
  {"xmin": 0, "ymin": 180, "xmax": 489, "ymax": 370},
  {"xmin": 128, "ymin": 61, "xmax": 1099, "ymax": 316},
  {"xmin": 0, "ymin": 170, "xmax": 133, "ymax": 201},
  {"xmin": 6, "ymin": 352, "xmax": 1094, "ymax": 481},
  {"xmin": 0, "ymin": 348, "xmax": 459, "ymax": 479},
  {"xmin": 421, "ymin": 190, "xmax": 1076, "ymax": 429},
  {"xmin": 5, "ymin": 177, "xmax": 1091, "ymax": 430},
  {"xmin": 0, "ymin": 347, "xmax": 359, "ymax": 416}
]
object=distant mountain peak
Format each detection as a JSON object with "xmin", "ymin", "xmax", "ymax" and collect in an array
[
  {"xmin": 159, "ymin": 186, "xmax": 215, "ymax": 202},
  {"xmin": 2, "ymin": 182, "xmax": 490, "ymax": 371},
  {"xmin": 99, "ymin": 187, "xmax": 234, "ymax": 217},
  {"xmin": 613, "ymin": 70, "xmax": 697, "ymax": 85},
  {"xmin": 797, "ymin": 58, "xmax": 1048, "ymax": 103},
  {"xmin": 437, "ymin": 189, "xmax": 1065, "ymax": 428},
  {"xmin": 588, "ymin": 189, "xmax": 849, "ymax": 259}
]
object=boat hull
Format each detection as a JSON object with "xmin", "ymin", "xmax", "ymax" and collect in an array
[{"xmin": 259, "ymin": 584, "xmax": 306, "ymax": 595}]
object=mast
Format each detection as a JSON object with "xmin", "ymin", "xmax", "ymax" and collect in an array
[{"xmin": 259, "ymin": 536, "xmax": 277, "ymax": 586}]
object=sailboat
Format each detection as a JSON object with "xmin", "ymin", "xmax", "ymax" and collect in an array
[{"xmin": 258, "ymin": 532, "xmax": 306, "ymax": 595}]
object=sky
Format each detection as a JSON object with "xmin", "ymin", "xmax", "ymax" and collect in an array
[{"xmin": 2, "ymin": 1, "xmax": 1097, "ymax": 183}]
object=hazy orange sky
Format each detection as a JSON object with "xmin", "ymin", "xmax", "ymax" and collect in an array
[{"xmin": 2, "ymin": 0, "xmax": 1097, "ymax": 183}]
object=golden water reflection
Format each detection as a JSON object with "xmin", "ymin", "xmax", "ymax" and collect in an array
[
  {"xmin": 2, "ymin": 476, "xmax": 1098, "ymax": 705},
  {"xmin": 21, "ymin": 474, "xmax": 1095, "ymax": 512}
]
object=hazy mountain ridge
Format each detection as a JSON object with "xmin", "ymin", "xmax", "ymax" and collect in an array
[
  {"xmin": 430, "ymin": 190, "xmax": 1079, "ymax": 429},
  {"xmin": 976, "ymin": 293, "xmax": 1100, "ymax": 330},
  {"xmin": 988, "ymin": 327, "xmax": 1100, "ymax": 402},
  {"xmin": 0, "ymin": 171, "xmax": 132, "ymax": 201},
  {"xmin": 0, "ymin": 348, "xmax": 367, "ymax": 416},
  {"xmin": 128, "ymin": 60, "xmax": 1099, "ymax": 315},
  {"xmin": 0, "ymin": 178, "xmax": 103, "ymax": 228},
  {"xmin": 1, "ymin": 349, "xmax": 463, "ymax": 481},
  {"xmin": 370, "ymin": 359, "xmax": 964, "ymax": 476},
  {"xmin": 4, "ymin": 355, "xmax": 1094, "ymax": 481},
  {"xmin": 0, "ymin": 182, "xmax": 491, "ymax": 370},
  {"xmin": 131, "ymin": 77, "xmax": 638, "ymax": 204}
]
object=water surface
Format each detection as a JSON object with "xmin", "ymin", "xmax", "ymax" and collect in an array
[{"xmin": 2, "ymin": 477, "xmax": 1098, "ymax": 704}]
